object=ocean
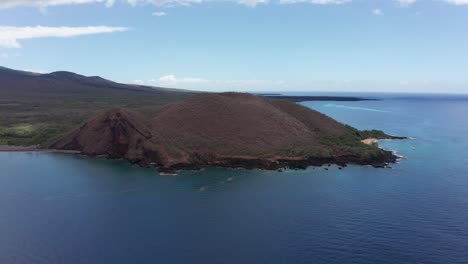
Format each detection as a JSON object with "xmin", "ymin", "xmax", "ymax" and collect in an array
[{"xmin": 1, "ymin": 93, "xmax": 468, "ymax": 264}]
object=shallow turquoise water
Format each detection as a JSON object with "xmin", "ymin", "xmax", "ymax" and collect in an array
[{"xmin": 1, "ymin": 94, "xmax": 468, "ymax": 264}]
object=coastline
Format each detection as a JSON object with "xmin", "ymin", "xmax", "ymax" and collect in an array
[
  {"xmin": 58, "ymin": 148, "xmax": 399, "ymax": 173},
  {"xmin": 257, "ymin": 94, "xmax": 378, "ymax": 102},
  {"xmin": 1, "ymin": 136, "xmax": 406, "ymax": 172},
  {"xmin": 0, "ymin": 145, "xmax": 40, "ymax": 152},
  {"xmin": 0, "ymin": 145, "xmax": 80, "ymax": 154},
  {"xmin": 0, "ymin": 143, "xmax": 401, "ymax": 173}
]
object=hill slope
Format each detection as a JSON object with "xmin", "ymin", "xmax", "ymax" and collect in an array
[
  {"xmin": 0, "ymin": 66, "xmax": 195, "ymax": 146},
  {"xmin": 51, "ymin": 93, "xmax": 398, "ymax": 172}
]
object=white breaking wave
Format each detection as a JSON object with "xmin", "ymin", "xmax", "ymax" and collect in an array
[{"xmin": 323, "ymin": 104, "xmax": 391, "ymax": 113}]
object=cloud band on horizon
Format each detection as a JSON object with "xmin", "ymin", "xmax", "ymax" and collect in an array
[
  {"xmin": 0, "ymin": 26, "xmax": 129, "ymax": 48},
  {"xmin": 1, "ymin": 0, "xmax": 467, "ymax": 8}
]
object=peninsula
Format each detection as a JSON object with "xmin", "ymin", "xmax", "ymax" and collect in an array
[
  {"xmin": 1, "ymin": 66, "xmax": 404, "ymax": 172},
  {"xmin": 259, "ymin": 95, "xmax": 377, "ymax": 102},
  {"xmin": 50, "ymin": 92, "xmax": 403, "ymax": 172}
]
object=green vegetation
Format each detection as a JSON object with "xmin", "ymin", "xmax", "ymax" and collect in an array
[
  {"xmin": 0, "ymin": 124, "xmax": 33, "ymax": 145},
  {"xmin": 0, "ymin": 91, "xmax": 193, "ymax": 147},
  {"xmin": 319, "ymin": 131, "xmax": 383, "ymax": 158},
  {"xmin": 356, "ymin": 129, "xmax": 388, "ymax": 140},
  {"xmin": 0, "ymin": 124, "xmax": 67, "ymax": 146},
  {"xmin": 1, "ymin": 124, "xmax": 34, "ymax": 137}
]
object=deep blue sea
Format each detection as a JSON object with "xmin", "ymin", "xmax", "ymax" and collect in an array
[{"xmin": 1, "ymin": 93, "xmax": 468, "ymax": 264}]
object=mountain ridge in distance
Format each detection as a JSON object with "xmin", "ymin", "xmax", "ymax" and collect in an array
[{"xmin": 0, "ymin": 66, "xmax": 196, "ymax": 146}]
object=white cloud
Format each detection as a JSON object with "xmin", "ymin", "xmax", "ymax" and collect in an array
[
  {"xmin": 279, "ymin": 0, "xmax": 350, "ymax": 4},
  {"xmin": 0, "ymin": 0, "xmax": 352, "ymax": 8},
  {"xmin": 128, "ymin": 0, "xmax": 203, "ymax": 6},
  {"xmin": 397, "ymin": 0, "xmax": 416, "ymax": 7},
  {"xmin": 372, "ymin": 8, "xmax": 383, "ymax": 15},
  {"xmin": 445, "ymin": 0, "xmax": 468, "ymax": 5},
  {"xmin": 397, "ymin": 0, "xmax": 468, "ymax": 6},
  {"xmin": 0, "ymin": 26, "xmax": 129, "ymax": 48},
  {"xmin": 0, "ymin": 0, "xmax": 115, "ymax": 9},
  {"xmin": 239, "ymin": 0, "xmax": 350, "ymax": 6},
  {"xmin": 152, "ymin": 11, "xmax": 167, "ymax": 16},
  {"xmin": 238, "ymin": 0, "xmax": 270, "ymax": 7},
  {"xmin": 134, "ymin": 75, "xmax": 286, "ymax": 92},
  {"xmin": 1, "ymin": 0, "xmax": 468, "ymax": 8}
]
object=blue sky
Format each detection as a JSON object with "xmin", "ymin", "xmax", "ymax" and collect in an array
[{"xmin": 1, "ymin": 0, "xmax": 468, "ymax": 93}]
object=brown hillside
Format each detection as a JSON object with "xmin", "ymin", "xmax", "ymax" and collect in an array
[{"xmin": 51, "ymin": 93, "xmax": 397, "ymax": 172}]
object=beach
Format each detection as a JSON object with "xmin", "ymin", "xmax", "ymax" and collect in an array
[{"xmin": 361, "ymin": 138, "xmax": 378, "ymax": 145}]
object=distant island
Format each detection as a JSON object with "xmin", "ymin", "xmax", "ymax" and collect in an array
[
  {"xmin": 0, "ymin": 66, "xmax": 405, "ymax": 172},
  {"xmin": 258, "ymin": 94, "xmax": 378, "ymax": 102}
]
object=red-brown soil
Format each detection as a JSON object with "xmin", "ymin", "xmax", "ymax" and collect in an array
[{"xmin": 50, "ymin": 93, "xmax": 399, "ymax": 172}]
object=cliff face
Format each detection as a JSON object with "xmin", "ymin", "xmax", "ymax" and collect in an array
[
  {"xmin": 51, "ymin": 93, "xmax": 398, "ymax": 172},
  {"xmin": 51, "ymin": 109, "xmax": 154, "ymax": 161}
]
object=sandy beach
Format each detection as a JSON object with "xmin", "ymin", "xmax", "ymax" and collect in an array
[{"xmin": 361, "ymin": 138, "xmax": 378, "ymax": 145}]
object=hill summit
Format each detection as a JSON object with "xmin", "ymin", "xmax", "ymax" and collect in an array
[{"xmin": 50, "ymin": 93, "xmax": 399, "ymax": 172}]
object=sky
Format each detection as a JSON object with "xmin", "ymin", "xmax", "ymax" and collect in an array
[{"xmin": 0, "ymin": 0, "xmax": 468, "ymax": 93}]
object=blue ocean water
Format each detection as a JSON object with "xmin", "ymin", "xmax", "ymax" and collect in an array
[{"xmin": 1, "ymin": 94, "xmax": 468, "ymax": 264}]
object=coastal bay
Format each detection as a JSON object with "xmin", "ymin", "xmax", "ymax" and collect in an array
[{"xmin": 2, "ymin": 94, "xmax": 468, "ymax": 264}]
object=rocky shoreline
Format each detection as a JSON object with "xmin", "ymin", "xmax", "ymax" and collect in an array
[
  {"xmin": 151, "ymin": 151, "xmax": 398, "ymax": 173},
  {"xmin": 0, "ymin": 140, "xmax": 402, "ymax": 173},
  {"xmin": 43, "ymin": 93, "xmax": 408, "ymax": 174},
  {"xmin": 82, "ymin": 143, "xmax": 401, "ymax": 173}
]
